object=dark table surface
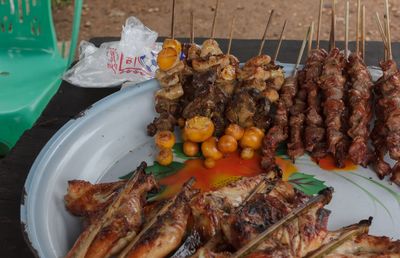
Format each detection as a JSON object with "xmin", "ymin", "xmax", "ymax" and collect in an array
[{"xmin": 0, "ymin": 38, "xmax": 398, "ymax": 258}]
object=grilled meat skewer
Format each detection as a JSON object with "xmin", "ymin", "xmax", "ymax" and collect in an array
[
  {"xmin": 373, "ymin": 59, "xmax": 400, "ymax": 185},
  {"xmin": 346, "ymin": 53, "xmax": 374, "ymax": 167},
  {"xmin": 303, "ymin": 48, "xmax": 328, "ymax": 160},
  {"xmin": 287, "ymin": 70, "xmax": 307, "ymax": 161},
  {"xmin": 262, "ymin": 76, "xmax": 297, "ymax": 170},
  {"xmin": 320, "ymin": 48, "xmax": 349, "ymax": 168}
]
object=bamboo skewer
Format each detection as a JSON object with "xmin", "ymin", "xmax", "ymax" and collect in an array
[
  {"xmin": 374, "ymin": 13, "xmax": 389, "ymax": 57},
  {"xmin": 361, "ymin": 5, "xmax": 366, "ymax": 59},
  {"xmin": 294, "ymin": 25, "xmax": 311, "ymax": 77},
  {"xmin": 345, "ymin": 1, "xmax": 349, "ymax": 59},
  {"xmin": 232, "ymin": 188, "xmax": 333, "ymax": 258},
  {"xmin": 307, "ymin": 218, "xmax": 372, "ymax": 258},
  {"xmin": 384, "ymin": 0, "xmax": 393, "ymax": 59},
  {"xmin": 329, "ymin": 0, "xmax": 336, "ymax": 50},
  {"xmin": 190, "ymin": 11, "xmax": 194, "ymax": 44},
  {"xmin": 384, "ymin": 15, "xmax": 389, "ymax": 60},
  {"xmin": 316, "ymin": 0, "xmax": 324, "ymax": 48},
  {"xmin": 210, "ymin": 0, "xmax": 220, "ymax": 39},
  {"xmin": 356, "ymin": 0, "xmax": 361, "ymax": 54},
  {"xmin": 308, "ymin": 21, "xmax": 314, "ymax": 56},
  {"xmin": 258, "ymin": 9, "xmax": 274, "ymax": 56},
  {"xmin": 171, "ymin": 0, "xmax": 176, "ymax": 39},
  {"xmin": 227, "ymin": 12, "xmax": 236, "ymax": 55},
  {"xmin": 273, "ymin": 19, "xmax": 287, "ymax": 62}
]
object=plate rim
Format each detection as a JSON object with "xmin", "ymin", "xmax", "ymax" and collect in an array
[{"xmin": 20, "ymin": 79, "xmax": 158, "ymax": 257}]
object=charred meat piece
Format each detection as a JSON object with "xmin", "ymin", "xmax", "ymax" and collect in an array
[
  {"xmin": 262, "ymin": 76, "xmax": 298, "ymax": 171},
  {"xmin": 346, "ymin": 53, "xmax": 374, "ymax": 167},
  {"xmin": 121, "ymin": 180, "xmax": 199, "ymax": 258},
  {"xmin": 226, "ymin": 87, "xmax": 271, "ymax": 129},
  {"xmin": 319, "ymin": 48, "xmax": 349, "ymax": 168},
  {"xmin": 65, "ymin": 162, "xmax": 158, "ymax": 258},
  {"xmin": 303, "ymin": 48, "xmax": 328, "ymax": 160}
]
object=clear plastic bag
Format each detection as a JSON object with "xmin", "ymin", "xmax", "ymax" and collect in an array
[{"xmin": 63, "ymin": 16, "xmax": 161, "ymax": 88}]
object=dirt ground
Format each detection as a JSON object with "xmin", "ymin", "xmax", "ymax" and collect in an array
[{"xmin": 53, "ymin": 0, "xmax": 400, "ymax": 44}]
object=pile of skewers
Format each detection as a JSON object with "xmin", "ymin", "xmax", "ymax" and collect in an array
[
  {"xmin": 64, "ymin": 163, "xmax": 400, "ymax": 258},
  {"xmin": 147, "ymin": 0, "xmax": 400, "ymax": 187}
]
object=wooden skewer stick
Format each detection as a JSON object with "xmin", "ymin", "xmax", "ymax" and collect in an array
[
  {"xmin": 171, "ymin": 0, "xmax": 176, "ymax": 39},
  {"xmin": 374, "ymin": 13, "xmax": 389, "ymax": 58},
  {"xmin": 293, "ymin": 25, "xmax": 311, "ymax": 77},
  {"xmin": 307, "ymin": 21, "xmax": 314, "ymax": 56},
  {"xmin": 345, "ymin": 1, "xmax": 349, "ymax": 59},
  {"xmin": 273, "ymin": 19, "xmax": 287, "ymax": 62},
  {"xmin": 258, "ymin": 9, "xmax": 274, "ymax": 56},
  {"xmin": 232, "ymin": 188, "xmax": 333, "ymax": 258},
  {"xmin": 361, "ymin": 5, "xmax": 366, "ymax": 59},
  {"xmin": 356, "ymin": 0, "xmax": 361, "ymax": 54},
  {"xmin": 227, "ymin": 12, "xmax": 236, "ymax": 55},
  {"xmin": 384, "ymin": 14, "xmax": 389, "ymax": 61},
  {"xmin": 210, "ymin": 0, "xmax": 220, "ymax": 39},
  {"xmin": 384, "ymin": 0, "xmax": 393, "ymax": 59},
  {"xmin": 329, "ymin": 0, "xmax": 336, "ymax": 50},
  {"xmin": 308, "ymin": 218, "xmax": 372, "ymax": 258},
  {"xmin": 190, "ymin": 11, "xmax": 194, "ymax": 44},
  {"xmin": 316, "ymin": 0, "xmax": 324, "ymax": 48}
]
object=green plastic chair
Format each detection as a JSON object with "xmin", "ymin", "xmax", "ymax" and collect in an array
[{"xmin": 0, "ymin": 0, "xmax": 83, "ymax": 156}]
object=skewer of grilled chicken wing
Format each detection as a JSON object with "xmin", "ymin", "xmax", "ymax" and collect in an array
[
  {"xmin": 232, "ymin": 187, "xmax": 333, "ymax": 258},
  {"xmin": 220, "ymin": 180, "xmax": 309, "ymax": 248},
  {"xmin": 120, "ymin": 178, "xmax": 199, "ymax": 258},
  {"xmin": 65, "ymin": 162, "xmax": 157, "ymax": 258},
  {"xmin": 190, "ymin": 174, "xmax": 271, "ymax": 240},
  {"xmin": 65, "ymin": 180, "xmax": 126, "ymax": 218}
]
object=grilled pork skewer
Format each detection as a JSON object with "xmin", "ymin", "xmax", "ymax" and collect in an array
[
  {"xmin": 287, "ymin": 69, "xmax": 307, "ymax": 161},
  {"xmin": 120, "ymin": 179, "xmax": 199, "ymax": 258},
  {"xmin": 65, "ymin": 162, "xmax": 157, "ymax": 258},
  {"xmin": 303, "ymin": 48, "xmax": 328, "ymax": 160},
  {"xmin": 344, "ymin": 2, "xmax": 373, "ymax": 167},
  {"xmin": 319, "ymin": 47, "xmax": 349, "ymax": 168},
  {"xmin": 319, "ymin": 2, "xmax": 349, "ymax": 168},
  {"xmin": 346, "ymin": 53, "xmax": 373, "ymax": 167},
  {"xmin": 262, "ymin": 26, "xmax": 309, "ymax": 170}
]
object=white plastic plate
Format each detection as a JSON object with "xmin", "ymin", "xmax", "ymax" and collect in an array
[{"xmin": 21, "ymin": 64, "xmax": 400, "ymax": 258}]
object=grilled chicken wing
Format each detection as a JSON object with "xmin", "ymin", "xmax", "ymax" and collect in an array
[
  {"xmin": 221, "ymin": 181, "xmax": 309, "ymax": 247},
  {"xmin": 121, "ymin": 179, "xmax": 199, "ymax": 258},
  {"xmin": 190, "ymin": 175, "xmax": 269, "ymax": 240},
  {"xmin": 65, "ymin": 162, "xmax": 157, "ymax": 258},
  {"xmin": 65, "ymin": 180, "xmax": 126, "ymax": 218}
]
